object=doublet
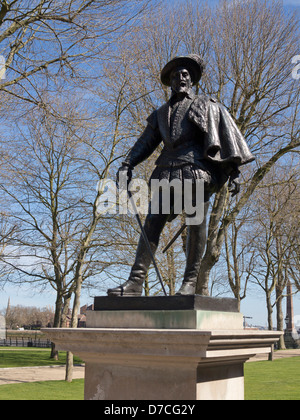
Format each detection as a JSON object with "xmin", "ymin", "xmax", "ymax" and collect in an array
[{"xmin": 124, "ymin": 89, "xmax": 254, "ymax": 175}]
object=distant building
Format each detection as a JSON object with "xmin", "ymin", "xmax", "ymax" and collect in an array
[
  {"xmin": 284, "ymin": 281, "xmax": 300, "ymax": 349},
  {"xmin": 62, "ymin": 303, "xmax": 93, "ymax": 328},
  {"xmin": 78, "ymin": 304, "xmax": 94, "ymax": 328}
]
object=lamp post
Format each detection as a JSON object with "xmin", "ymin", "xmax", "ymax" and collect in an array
[
  {"xmin": 243, "ymin": 316, "xmax": 253, "ymax": 329},
  {"xmin": 285, "ymin": 315, "xmax": 290, "ymax": 333}
]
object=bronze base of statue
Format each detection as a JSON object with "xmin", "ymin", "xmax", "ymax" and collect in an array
[{"xmin": 94, "ymin": 294, "xmax": 239, "ymax": 312}]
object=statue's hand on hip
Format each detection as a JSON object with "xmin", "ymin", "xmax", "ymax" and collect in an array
[{"xmin": 228, "ymin": 176, "xmax": 240, "ymax": 197}]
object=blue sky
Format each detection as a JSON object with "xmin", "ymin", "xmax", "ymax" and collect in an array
[{"xmin": 282, "ymin": 0, "xmax": 300, "ymax": 6}]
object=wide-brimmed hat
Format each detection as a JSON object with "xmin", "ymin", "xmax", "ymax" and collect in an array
[{"xmin": 160, "ymin": 54, "xmax": 205, "ymax": 86}]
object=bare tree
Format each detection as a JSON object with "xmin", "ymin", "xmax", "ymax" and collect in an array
[
  {"xmin": 246, "ymin": 165, "xmax": 300, "ymax": 344},
  {"xmin": 0, "ymin": 0, "xmax": 154, "ymax": 105},
  {"xmin": 0, "ymin": 98, "xmax": 123, "ymax": 357},
  {"xmin": 4, "ymin": 304, "xmax": 54, "ymax": 329},
  {"xmin": 98, "ymin": 0, "xmax": 300, "ymax": 302},
  {"xmin": 223, "ymin": 211, "xmax": 256, "ymax": 311}
]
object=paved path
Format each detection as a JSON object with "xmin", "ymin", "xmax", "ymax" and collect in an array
[
  {"xmin": 247, "ymin": 349, "xmax": 300, "ymax": 362},
  {"xmin": 0, "ymin": 350, "xmax": 299, "ymax": 385},
  {"xmin": 0, "ymin": 365, "xmax": 85, "ymax": 385}
]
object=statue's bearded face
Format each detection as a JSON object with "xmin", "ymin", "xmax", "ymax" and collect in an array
[{"xmin": 170, "ymin": 67, "xmax": 192, "ymax": 94}]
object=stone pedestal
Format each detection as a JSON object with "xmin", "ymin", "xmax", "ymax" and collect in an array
[{"xmin": 43, "ymin": 296, "xmax": 282, "ymax": 400}]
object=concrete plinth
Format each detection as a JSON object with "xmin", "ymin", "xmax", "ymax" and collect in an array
[
  {"xmin": 88, "ymin": 295, "xmax": 243, "ymax": 331},
  {"xmin": 43, "ymin": 296, "xmax": 282, "ymax": 400},
  {"xmin": 86, "ymin": 309, "xmax": 243, "ymax": 330}
]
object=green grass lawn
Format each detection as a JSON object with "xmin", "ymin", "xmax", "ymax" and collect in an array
[
  {"xmin": 0, "ymin": 348, "xmax": 299, "ymax": 400},
  {"xmin": 0, "ymin": 379, "xmax": 84, "ymax": 400},
  {"xmin": 0, "ymin": 348, "xmax": 83, "ymax": 368},
  {"xmin": 244, "ymin": 357, "xmax": 300, "ymax": 400},
  {"xmin": 0, "ymin": 347, "xmax": 84, "ymax": 400}
]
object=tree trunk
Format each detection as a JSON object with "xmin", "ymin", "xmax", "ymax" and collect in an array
[
  {"xmin": 196, "ymin": 187, "xmax": 229, "ymax": 296},
  {"xmin": 269, "ymin": 344, "xmax": 274, "ymax": 361},
  {"xmin": 166, "ymin": 248, "xmax": 176, "ymax": 296},
  {"xmin": 50, "ymin": 292, "xmax": 63, "ymax": 360},
  {"xmin": 144, "ymin": 274, "xmax": 150, "ymax": 296},
  {"xmin": 50, "ymin": 342, "xmax": 58, "ymax": 361},
  {"xmin": 65, "ymin": 351, "xmax": 74, "ymax": 383},
  {"xmin": 266, "ymin": 293, "xmax": 273, "ymax": 331},
  {"xmin": 195, "ymin": 263, "xmax": 211, "ymax": 296},
  {"xmin": 65, "ymin": 279, "xmax": 82, "ymax": 382},
  {"xmin": 276, "ymin": 293, "xmax": 286, "ymax": 350},
  {"xmin": 236, "ymin": 295, "xmax": 241, "ymax": 313},
  {"xmin": 265, "ymin": 292, "xmax": 274, "ymax": 361}
]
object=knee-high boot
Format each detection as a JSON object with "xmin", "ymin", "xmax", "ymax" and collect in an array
[
  {"xmin": 107, "ymin": 213, "xmax": 167, "ymax": 296},
  {"xmin": 176, "ymin": 202, "xmax": 209, "ymax": 296}
]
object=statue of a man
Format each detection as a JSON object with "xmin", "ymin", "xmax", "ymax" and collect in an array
[{"xmin": 108, "ymin": 54, "xmax": 254, "ymax": 297}]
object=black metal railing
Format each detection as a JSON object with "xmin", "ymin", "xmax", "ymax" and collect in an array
[{"xmin": 0, "ymin": 338, "xmax": 51, "ymax": 348}]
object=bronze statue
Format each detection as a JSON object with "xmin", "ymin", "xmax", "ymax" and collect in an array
[{"xmin": 108, "ymin": 54, "xmax": 254, "ymax": 297}]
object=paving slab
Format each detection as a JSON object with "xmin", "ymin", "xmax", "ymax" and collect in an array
[
  {"xmin": 0, "ymin": 365, "xmax": 85, "ymax": 385},
  {"xmin": 248, "ymin": 349, "xmax": 300, "ymax": 362}
]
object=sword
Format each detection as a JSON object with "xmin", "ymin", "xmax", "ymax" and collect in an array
[
  {"xmin": 163, "ymin": 223, "xmax": 187, "ymax": 254},
  {"xmin": 127, "ymin": 189, "xmax": 168, "ymax": 296}
]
